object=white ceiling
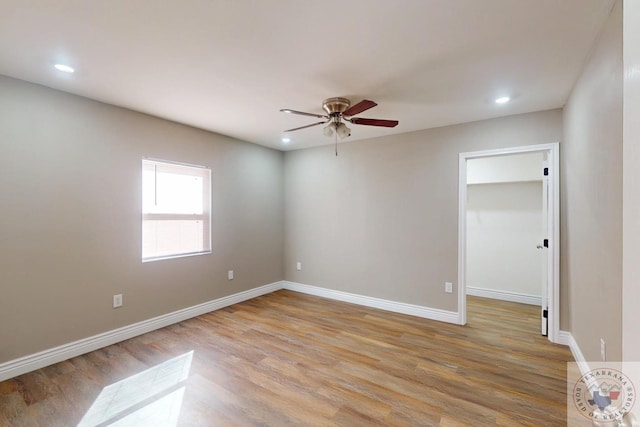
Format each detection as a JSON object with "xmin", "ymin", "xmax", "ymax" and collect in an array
[{"xmin": 0, "ymin": 0, "xmax": 615, "ymax": 151}]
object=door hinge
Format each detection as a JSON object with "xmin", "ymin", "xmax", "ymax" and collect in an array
[
  {"xmin": 543, "ymin": 239, "xmax": 549, "ymax": 248},
  {"xmin": 543, "ymin": 309, "xmax": 548, "ymax": 319},
  {"xmin": 543, "ymin": 167, "xmax": 549, "ymax": 176}
]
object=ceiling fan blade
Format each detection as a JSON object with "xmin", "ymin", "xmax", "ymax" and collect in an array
[
  {"xmin": 280, "ymin": 109, "xmax": 327, "ymax": 119},
  {"xmin": 284, "ymin": 121, "xmax": 329, "ymax": 132},
  {"xmin": 342, "ymin": 100, "xmax": 377, "ymax": 117},
  {"xmin": 349, "ymin": 117, "xmax": 399, "ymax": 128}
]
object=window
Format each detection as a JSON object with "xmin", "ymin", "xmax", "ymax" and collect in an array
[{"xmin": 142, "ymin": 159, "xmax": 211, "ymax": 261}]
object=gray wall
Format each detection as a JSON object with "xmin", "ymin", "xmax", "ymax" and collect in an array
[
  {"xmin": 562, "ymin": 0, "xmax": 622, "ymax": 361},
  {"xmin": 284, "ymin": 109, "xmax": 563, "ymax": 313},
  {"xmin": 0, "ymin": 76, "xmax": 284, "ymax": 364}
]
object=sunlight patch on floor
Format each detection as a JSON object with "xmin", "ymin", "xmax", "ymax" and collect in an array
[{"xmin": 77, "ymin": 351, "xmax": 193, "ymax": 427}]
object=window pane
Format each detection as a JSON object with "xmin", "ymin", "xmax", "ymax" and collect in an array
[
  {"xmin": 143, "ymin": 220, "xmax": 206, "ymax": 259},
  {"xmin": 142, "ymin": 169, "xmax": 157, "ymax": 214},
  {"xmin": 142, "ymin": 159, "xmax": 211, "ymax": 261},
  {"xmin": 143, "ymin": 171, "xmax": 204, "ymax": 215}
]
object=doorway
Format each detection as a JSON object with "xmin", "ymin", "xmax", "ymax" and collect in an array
[{"xmin": 457, "ymin": 143, "xmax": 560, "ymax": 343}]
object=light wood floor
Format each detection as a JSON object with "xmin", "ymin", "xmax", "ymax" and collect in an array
[{"xmin": 0, "ymin": 291, "xmax": 573, "ymax": 426}]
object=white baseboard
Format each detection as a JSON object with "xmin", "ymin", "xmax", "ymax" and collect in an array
[
  {"xmin": 282, "ymin": 281, "xmax": 461, "ymax": 324},
  {"xmin": 558, "ymin": 330, "xmax": 590, "ymax": 375},
  {"xmin": 0, "ymin": 281, "xmax": 283, "ymax": 382},
  {"xmin": 556, "ymin": 330, "xmax": 571, "ymax": 346},
  {"xmin": 466, "ymin": 286, "xmax": 542, "ymax": 306}
]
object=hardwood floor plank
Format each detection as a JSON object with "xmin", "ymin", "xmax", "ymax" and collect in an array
[{"xmin": 0, "ymin": 291, "xmax": 574, "ymax": 426}]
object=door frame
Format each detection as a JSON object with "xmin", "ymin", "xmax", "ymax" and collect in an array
[{"xmin": 457, "ymin": 142, "xmax": 560, "ymax": 343}]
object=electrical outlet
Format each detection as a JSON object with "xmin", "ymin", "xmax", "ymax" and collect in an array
[
  {"xmin": 445, "ymin": 282, "xmax": 453, "ymax": 293},
  {"xmin": 228, "ymin": 270, "xmax": 234, "ymax": 280},
  {"xmin": 600, "ymin": 338, "xmax": 606, "ymax": 361},
  {"xmin": 296, "ymin": 262, "xmax": 302, "ymax": 271},
  {"xmin": 113, "ymin": 294, "xmax": 123, "ymax": 308}
]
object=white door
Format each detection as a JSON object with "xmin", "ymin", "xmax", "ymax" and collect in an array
[{"xmin": 540, "ymin": 158, "xmax": 550, "ymax": 336}]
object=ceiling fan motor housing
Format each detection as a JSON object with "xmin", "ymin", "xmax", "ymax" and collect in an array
[{"xmin": 322, "ymin": 97, "xmax": 351, "ymax": 116}]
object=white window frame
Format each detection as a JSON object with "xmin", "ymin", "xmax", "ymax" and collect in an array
[{"xmin": 142, "ymin": 158, "xmax": 211, "ymax": 262}]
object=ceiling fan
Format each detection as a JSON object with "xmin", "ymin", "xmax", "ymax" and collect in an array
[{"xmin": 280, "ymin": 97, "xmax": 399, "ymax": 140}]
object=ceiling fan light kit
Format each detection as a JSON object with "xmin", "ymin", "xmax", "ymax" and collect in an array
[
  {"xmin": 323, "ymin": 123, "xmax": 335, "ymax": 137},
  {"xmin": 336, "ymin": 122, "xmax": 351, "ymax": 138},
  {"xmin": 280, "ymin": 97, "xmax": 398, "ymax": 143}
]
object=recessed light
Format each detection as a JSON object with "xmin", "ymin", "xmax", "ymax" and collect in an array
[
  {"xmin": 282, "ymin": 137, "xmax": 291, "ymax": 143},
  {"xmin": 495, "ymin": 96, "xmax": 510, "ymax": 104},
  {"xmin": 54, "ymin": 64, "xmax": 75, "ymax": 73}
]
